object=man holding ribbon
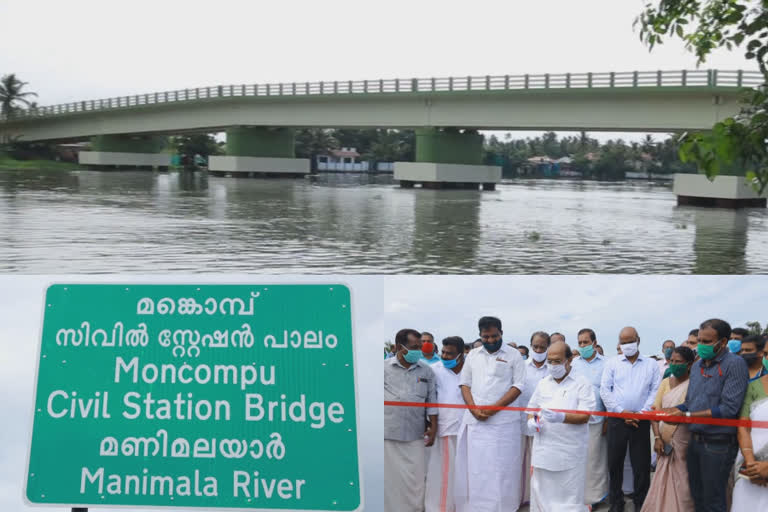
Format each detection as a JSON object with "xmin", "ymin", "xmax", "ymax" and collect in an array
[
  {"xmin": 662, "ymin": 318, "xmax": 748, "ymax": 512},
  {"xmin": 526, "ymin": 340, "xmax": 595, "ymax": 511},
  {"xmin": 455, "ymin": 316, "xmax": 526, "ymax": 512},
  {"xmin": 600, "ymin": 326, "xmax": 661, "ymax": 512}
]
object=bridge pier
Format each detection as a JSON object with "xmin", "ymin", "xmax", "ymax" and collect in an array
[
  {"xmin": 673, "ymin": 173, "xmax": 767, "ymax": 208},
  {"xmin": 78, "ymin": 135, "xmax": 170, "ymax": 170},
  {"xmin": 394, "ymin": 128, "xmax": 501, "ymax": 190},
  {"xmin": 208, "ymin": 127, "xmax": 309, "ymax": 177}
]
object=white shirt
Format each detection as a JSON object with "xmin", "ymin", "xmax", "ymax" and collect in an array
[
  {"xmin": 528, "ymin": 371, "xmax": 595, "ymax": 471},
  {"xmin": 516, "ymin": 358, "xmax": 549, "ymax": 417},
  {"xmin": 433, "ymin": 362, "xmax": 464, "ymax": 437},
  {"xmin": 599, "ymin": 354, "xmax": 662, "ymax": 413},
  {"xmin": 459, "ymin": 343, "xmax": 527, "ymax": 425}
]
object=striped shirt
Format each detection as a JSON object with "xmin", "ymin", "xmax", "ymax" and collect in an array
[
  {"xmin": 384, "ymin": 357, "xmax": 438, "ymax": 441},
  {"xmin": 676, "ymin": 349, "xmax": 748, "ymax": 435}
]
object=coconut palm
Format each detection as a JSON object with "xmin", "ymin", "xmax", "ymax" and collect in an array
[{"xmin": 0, "ymin": 74, "xmax": 38, "ymax": 117}]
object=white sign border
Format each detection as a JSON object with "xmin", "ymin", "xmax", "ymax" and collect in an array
[{"xmin": 22, "ymin": 279, "xmax": 365, "ymax": 512}]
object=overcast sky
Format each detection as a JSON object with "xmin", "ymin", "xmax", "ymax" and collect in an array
[
  {"xmin": 2, "ymin": 275, "xmax": 767, "ymax": 511},
  {"xmin": 0, "ymin": 0, "xmax": 755, "ymax": 143}
]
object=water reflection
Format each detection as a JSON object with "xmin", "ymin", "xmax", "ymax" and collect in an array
[
  {"xmin": 0, "ymin": 170, "xmax": 766, "ymax": 274},
  {"xmin": 691, "ymin": 209, "xmax": 748, "ymax": 274},
  {"xmin": 410, "ymin": 190, "xmax": 482, "ymax": 272}
]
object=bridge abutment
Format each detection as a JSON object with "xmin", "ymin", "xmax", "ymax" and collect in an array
[
  {"xmin": 78, "ymin": 135, "xmax": 170, "ymax": 170},
  {"xmin": 208, "ymin": 127, "xmax": 309, "ymax": 177},
  {"xmin": 673, "ymin": 173, "xmax": 767, "ymax": 208},
  {"xmin": 394, "ymin": 128, "xmax": 500, "ymax": 190}
]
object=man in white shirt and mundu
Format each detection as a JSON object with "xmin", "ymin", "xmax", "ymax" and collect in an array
[
  {"xmin": 455, "ymin": 316, "xmax": 527, "ymax": 512},
  {"xmin": 526, "ymin": 341, "xmax": 596, "ymax": 511},
  {"xmin": 424, "ymin": 336, "xmax": 466, "ymax": 512}
]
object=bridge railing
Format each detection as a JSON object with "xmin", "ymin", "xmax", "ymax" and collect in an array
[{"xmin": 1, "ymin": 69, "xmax": 763, "ymax": 122}]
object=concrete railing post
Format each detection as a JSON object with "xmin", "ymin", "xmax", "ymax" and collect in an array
[
  {"xmin": 738, "ymin": 69, "xmax": 743, "ymax": 87},
  {"xmin": 609, "ymin": 72, "xmax": 615, "ymax": 87},
  {"xmin": 682, "ymin": 70, "xmax": 687, "ymax": 86},
  {"xmin": 633, "ymin": 71, "xmax": 639, "ymax": 87},
  {"xmin": 544, "ymin": 73, "xmax": 550, "ymax": 88},
  {"xmin": 504, "ymin": 75, "xmax": 510, "ymax": 89},
  {"xmin": 412, "ymin": 78, "xmax": 418, "ymax": 92},
  {"xmin": 587, "ymin": 72, "xmax": 592, "ymax": 87},
  {"xmin": 657, "ymin": 70, "xmax": 662, "ymax": 86},
  {"xmin": 524, "ymin": 74, "xmax": 529, "ymax": 89},
  {"xmin": 486, "ymin": 75, "xmax": 491, "ymax": 90},
  {"xmin": 449, "ymin": 77, "xmax": 454, "ymax": 91},
  {"xmin": 565, "ymin": 73, "xmax": 570, "ymax": 88}
]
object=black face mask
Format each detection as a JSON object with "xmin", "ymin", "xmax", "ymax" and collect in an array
[
  {"xmin": 742, "ymin": 352, "xmax": 761, "ymax": 365},
  {"xmin": 483, "ymin": 338, "xmax": 503, "ymax": 354}
]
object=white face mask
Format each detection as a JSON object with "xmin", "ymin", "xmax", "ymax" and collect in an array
[
  {"xmin": 531, "ymin": 350, "xmax": 548, "ymax": 363},
  {"xmin": 549, "ymin": 363, "xmax": 567, "ymax": 379},
  {"xmin": 621, "ymin": 342, "xmax": 639, "ymax": 357}
]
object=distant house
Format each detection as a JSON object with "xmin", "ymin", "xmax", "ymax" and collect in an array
[
  {"xmin": 316, "ymin": 147, "xmax": 370, "ymax": 172},
  {"xmin": 521, "ymin": 155, "xmax": 581, "ymax": 177}
]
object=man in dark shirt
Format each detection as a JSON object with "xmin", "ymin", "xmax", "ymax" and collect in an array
[{"xmin": 662, "ymin": 318, "xmax": 748, "ymax": 512}]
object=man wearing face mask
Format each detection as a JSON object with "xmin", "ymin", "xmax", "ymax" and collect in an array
[
  {"xmin": 516, "ymin": 331, "xmax": 552, "ymax": 506},
  {"xmin": 526, "ymin": 341, "xmax": 596, "ymax": 511},
  {"xmin": 572, "ymin": 328, "xmax": 609, "ymax": 507},
  {"xmin": 658, "ymin": 339, "xmax": 676, "ymax": 375},
  {"xmin": 455, "ymin": 316, "xmax": 527, "ymax": 512},
  {"xmin": 661, "ymin": 319, "xmax": 749, "ymax": 512},
  {"xmin": 728, "ymin": 327, "xmax": 749, "ymax": 354},
  {"xmin": 425, "ymin": 337, "xmax": 466, "ymax": 512},
  {"xmin": 600, "ymin": 327, "xmax": 661, "ymax": 512},
  {"xmin": 384, "ymin": 328, "xmax": 438, "ymax": 512},
  {"xmin": 740, "ymin": 334, "xmax": 768, "ymax": 382}
]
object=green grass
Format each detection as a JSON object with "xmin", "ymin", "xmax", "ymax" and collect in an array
[{"xmin": 0, "ymin": 155, "xmax": 79, "ymax": 171}]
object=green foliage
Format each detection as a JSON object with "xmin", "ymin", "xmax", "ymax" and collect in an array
[
  {"xmin": 746, "ymin": 320, "xmax": 768, "ymax": 336},
  {"xmin": 481, "ymin": 131, "xmax": 695, "ymax": 178},
  {"xmin": 172, "ymin": 134, "xmax": 222, "ymax": 158},
  {"xmin": 636, "ymin": 1, "xmax": 768, "ymax": 192},
  {"xmin": 0, "ymin": 74, "xmax": 37, "ymax": 117}
]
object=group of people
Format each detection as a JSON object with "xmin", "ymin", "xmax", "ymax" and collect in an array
[{"xmin": 383, "ymin": 316, "xmax": 768, "ymax": 512}]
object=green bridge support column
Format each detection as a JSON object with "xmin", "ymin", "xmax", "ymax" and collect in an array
[
  {"xmin": 208, "ymin": 127, "xmax": 309, "ymax": 177},
  {"xmin": 396, "ymin": 128, "xmax": 501, "ymax": 190},
  {"xmin": 79, "ymin": 134, "xmax": 171, "ymax": 170}
]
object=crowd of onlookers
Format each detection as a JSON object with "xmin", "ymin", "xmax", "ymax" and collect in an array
[{"xmin": 384, "ymin": 317, "xmax": 768, "ymax": 511}]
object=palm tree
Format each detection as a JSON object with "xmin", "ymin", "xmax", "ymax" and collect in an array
[{"xmin": 0, "ymin": 74, "xmax": 38, "ymax": 117}]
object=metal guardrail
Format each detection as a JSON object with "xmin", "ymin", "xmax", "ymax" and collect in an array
[{"xmin": 0, "ymin": 69, "xmax": 763, "ymax": 122}]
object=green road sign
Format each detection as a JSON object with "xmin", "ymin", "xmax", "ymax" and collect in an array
[{"xmin": 25, "ymin": 284, "xmax": 360, "ymax": 511}]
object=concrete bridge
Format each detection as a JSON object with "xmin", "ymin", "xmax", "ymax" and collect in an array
[{"xmin": 0, "ymin": 69, "xmax": 763, "ymax": 200}]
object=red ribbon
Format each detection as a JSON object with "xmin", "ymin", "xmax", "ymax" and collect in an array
[{"xmin": 384, "ymin": 401, "xmax": 768, "ymax": 429}]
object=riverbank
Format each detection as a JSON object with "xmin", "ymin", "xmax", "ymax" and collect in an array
[{"xmin": 0, "ymin": 155, "xmax": 79, "ymax": 171}]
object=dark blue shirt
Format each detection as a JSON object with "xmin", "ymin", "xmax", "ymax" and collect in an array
[{"xmin": 677, "ymin": 349, "xmax": 748, "ymax": 434}]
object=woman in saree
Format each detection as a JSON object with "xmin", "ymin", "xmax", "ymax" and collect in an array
[
  {"xmin": 641, "ymin": 346, "xmax": 695, "ymax": 512},
  {"xmin": 731, "ymin": 341, "xmax": 768, "ymax": 511}
]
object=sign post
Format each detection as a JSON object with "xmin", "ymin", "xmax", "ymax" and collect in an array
[{"xmin": 26, "ymin": 284, "xmax": 361, "ymax": 511}]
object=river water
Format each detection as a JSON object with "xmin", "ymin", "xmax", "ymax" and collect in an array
[{"xmin": 0, "ymin": 169, "xmax": 765, "ymax": 274}]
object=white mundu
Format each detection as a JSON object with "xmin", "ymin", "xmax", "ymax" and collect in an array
[
  {"xmin": 425, "ymin": 362, "xmax": 464, "ymax": 512},
  {"xmin": 454, "ymin": 344, "xmax": 526, "ymax": 512},
  {"xmin": 527, "ymin": 370, "xmax": 596, "ymax": 512}
]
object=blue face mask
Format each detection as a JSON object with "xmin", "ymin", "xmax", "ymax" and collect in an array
[
  {"xmin": 580, "ymin": 344, "xmax": 595, "ymax": 359},
  {"xmin": 728, "ymin": 339, "xmax": 742, "ymax": 354},
  {"xmin": 403, "ymin": 349, "xmax": 422, "ymax": 364},
  {"xmin": 441, "ymin": 355, "xmax": 462, "ymax": 369},
  {"xmin": 664, "ymin": 347, "xmax": 674, "ymax": 360}
]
